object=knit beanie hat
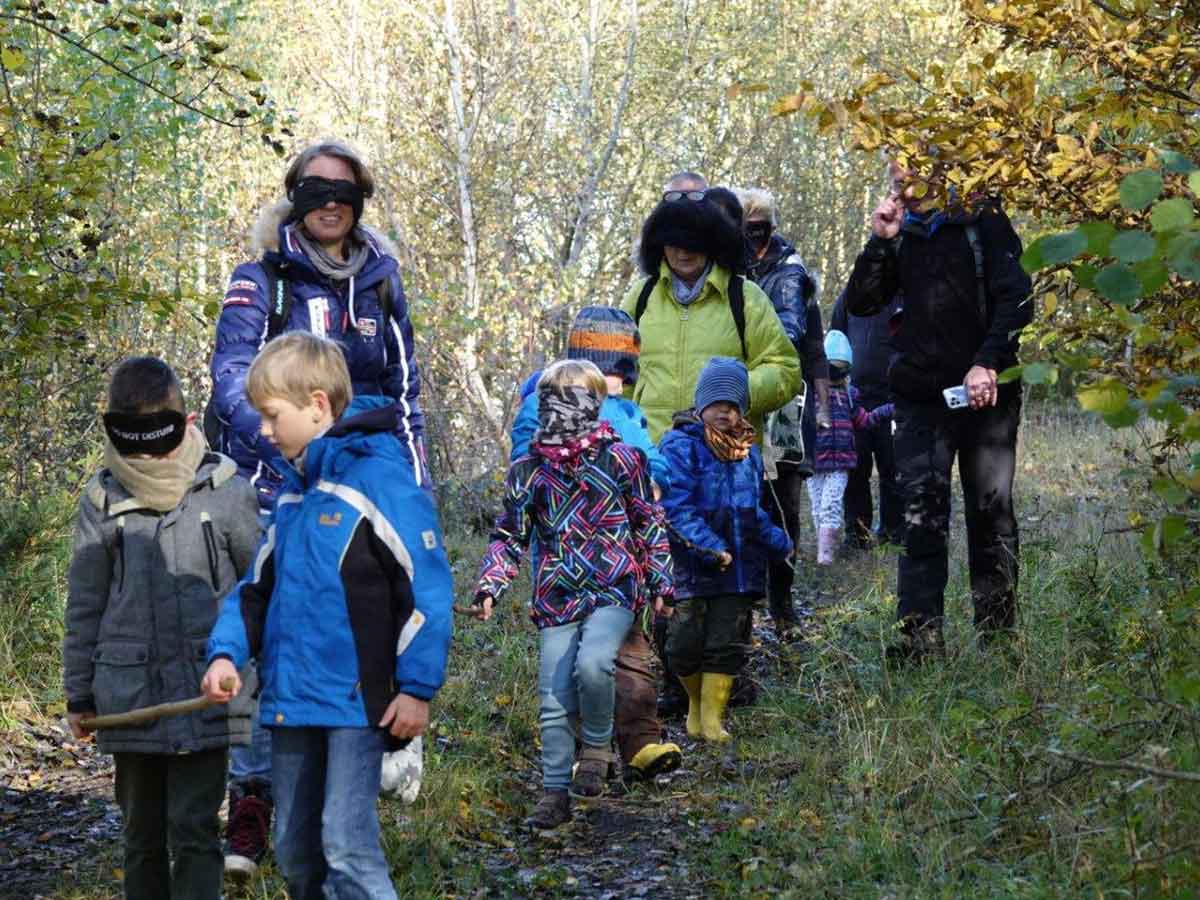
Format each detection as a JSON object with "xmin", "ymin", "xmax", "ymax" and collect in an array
[
  {"xmin": 824, "ymin": 329, "xmax": 853, "ymax": 367},
  {"xmin": 566, "ymin": 306, "xmax": 641, "ymax": 386},
  {"xmin": 694, "ymin": 356, "xmax": 750, "ymax": 414}
]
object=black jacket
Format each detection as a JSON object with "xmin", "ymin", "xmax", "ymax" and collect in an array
[
  {"xmin": 748, "ymin": 234, "xmax": 829, "ymax": 383},
  {"xmin": 829, "ymin": 289, "xmax": 901, "ymax": 405},
  {"xmin": 843, "ymin": 204, "xmax": 1032, "ymax": 401}
]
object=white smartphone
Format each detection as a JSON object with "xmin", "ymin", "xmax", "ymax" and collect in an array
[{"xmin": 943, "ymin": 385, "xmax": 969, "ymax": 409}]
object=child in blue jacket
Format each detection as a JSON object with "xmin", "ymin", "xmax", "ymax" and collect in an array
[
  {"xmin": 202, "ymin": 332, "xmax": 453, "ymax": 900},
  {"xmin": 659, "ymin": 357, "xmax": 791, "ymax": 742},
  {"xmin": 510, "ymin": 306, "xmax": 670, "ymax": 495}
]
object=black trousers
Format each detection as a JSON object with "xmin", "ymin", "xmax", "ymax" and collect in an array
[
  {"xmin": 762, "ymin": 468, "xmax": 804, "ymax": 622},
  {"xmin": 113, "ymin": 749, "xmax": 227, "ymax": 900},
  {"xmin": 893, "ymin": 389, "xmax": 1021, "ymax": 632},
  {"xmin": 843, "ymin": 410, "xmax": 903, "ymax": 546},
  {"xmin": 667, "ymin": 593, "xmax": 754, "ymax": 676}
]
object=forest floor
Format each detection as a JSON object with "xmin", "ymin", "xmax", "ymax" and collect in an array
[{"xmin": 3, "ymin": 406, "xmax": 1198, "ymax": 898}]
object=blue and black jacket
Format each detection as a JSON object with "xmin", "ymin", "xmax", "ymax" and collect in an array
[
  {"xmin": 207, "ymin": 396, "xmax": 453, "ymax": 735},
  {"xmin": 658, "ymin": 413, "xmax": 791, "ymax": 600},
  {"xmin": 210, "ymin": 220, "xmax": 426, "ymax": 511}
]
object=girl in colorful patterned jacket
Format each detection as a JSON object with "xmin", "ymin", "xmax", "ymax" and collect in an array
[
  {"xmin": 463, "ymin": 360, "xmax": 674, "ymax": 831},
  {"xmin": 658, "ymin": 357, "xmax": 793, "ymax": 743},
  {"xmin": 810, "ymin": 330, "xmax": 895, "ymax": 566}
]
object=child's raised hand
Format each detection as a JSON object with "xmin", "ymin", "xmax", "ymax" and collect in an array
[
  {"xmin": 453, "ymin": 594, "xmax": 494, "ymax": 622},
  {"xmin": 379, "ymin": 693, "xmax": 430, "ymax": 739},
  {"xmin": 201, "ymin": 658, "xmax": 241, "ymax": 704}
]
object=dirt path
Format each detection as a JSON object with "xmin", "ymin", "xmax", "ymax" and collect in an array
[{"xmin": 0, "ymin": 713, "xmax": 120, "ymax": 899}]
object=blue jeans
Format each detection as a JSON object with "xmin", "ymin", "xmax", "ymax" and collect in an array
[
  {"xmin": 272, "ymin": 726, "xmax": 396, "ymax": 900},
  {"xmin": 537, "ymin": 606, "xmax": 634, "ymax": 790},
  {"xmin": 229, "ymin": 661, "xmax": 271, "ymax": 786}
]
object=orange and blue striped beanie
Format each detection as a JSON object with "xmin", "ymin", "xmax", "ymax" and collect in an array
[{"xmin": 566, "ymin": 306, "xmax": 641, "ymax": 386}]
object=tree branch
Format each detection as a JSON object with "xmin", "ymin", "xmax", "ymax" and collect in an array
[
  {"xmin": 1042, "ymin": 747, "xmax": 1200, "ymax": 783},
  {"xmin": 1, "ymin": 13, "xmax": 251, "ymax": 129}
]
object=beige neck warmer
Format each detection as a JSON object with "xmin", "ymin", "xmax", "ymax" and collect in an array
[{"xmin": 103, "ymin": 425, "xmax": 207, "ymax": 513}]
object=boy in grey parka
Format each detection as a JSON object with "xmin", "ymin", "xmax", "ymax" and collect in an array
[{"xmin": 63, "ymin": 356, "xmax": 261, "ymax": 900}]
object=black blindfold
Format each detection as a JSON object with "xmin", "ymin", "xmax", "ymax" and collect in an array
[
  {"xmin": 289, "ymin": 176, "xmax": 366, "ymax": 225},
  {"xmin": 103, "ymin": 410, "xmax": 187, "ymax": 456}
]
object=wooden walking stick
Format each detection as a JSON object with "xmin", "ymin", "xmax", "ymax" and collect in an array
[{"xmin": 84, "ymin": 677, "xmax": 237, "ymax": 730}]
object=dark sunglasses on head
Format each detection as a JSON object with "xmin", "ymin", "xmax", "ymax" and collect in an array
[{"xmin": 662, "ymin": 189, "xmax": 708, "ymax": 202}]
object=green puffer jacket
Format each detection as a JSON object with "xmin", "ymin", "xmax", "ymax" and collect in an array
[
  {"xmin": 621, "ymin": 262, "xmax": 802, "ymax": 442},
  {"xmin": 63, "ymin": 452, "xmax": 262, "ymax": 755}
]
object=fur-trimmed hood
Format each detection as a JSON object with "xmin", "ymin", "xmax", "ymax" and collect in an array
[{"xmin": 251, "ymin": 198, "xmax": 401, "ymax": 260}]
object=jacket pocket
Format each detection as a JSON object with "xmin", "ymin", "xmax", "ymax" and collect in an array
[{"xmin": 91, "ymin": 640, "xmax": 151, "ymax": 718}]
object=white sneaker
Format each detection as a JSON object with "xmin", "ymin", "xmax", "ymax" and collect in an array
[{"xmin": 380, "ymin": 735, "xmax": 423, "ymax": 803}]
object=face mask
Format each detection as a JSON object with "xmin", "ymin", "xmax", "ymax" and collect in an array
[
  {"xmin": 745, "ymin": 221, "xmax": 772, "ymax": 250},
  {"xmin": 103, "ymin": 410, "xmax": 187, "ymax": 456},
  {"xmin": 289, "ymin": 176, "xmax": 365, "ymax": 225}
]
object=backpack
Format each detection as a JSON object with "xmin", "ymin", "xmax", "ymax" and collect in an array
[
  {"xmin": 633, "ymin": 273, "xmax": 748, "ymax": 360},
  {"xmin": 202, "ymin": 260, "xmax": 394, "ymax": 449}
]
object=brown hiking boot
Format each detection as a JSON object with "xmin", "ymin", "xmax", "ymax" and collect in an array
[
  {"xmin": 570, "ymin": 744, "xmax": 613, "ymax": 798},
  {"xmin": 885, "ymin": 619, "xmax": 945, "ymax": 668},
  {"xmin": 525, "ymin": 790, "xmax": 571, "ymax": 830}
]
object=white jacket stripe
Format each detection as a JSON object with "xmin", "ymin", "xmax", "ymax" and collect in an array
[
  {"xmin": 389, "ymin": 316, "xmax": 422, "ymax": 486},
  {"xmin": 315, "ymin": 480, "xmax": 415, "ymax": 580}
]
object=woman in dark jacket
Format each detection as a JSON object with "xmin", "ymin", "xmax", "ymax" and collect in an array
[{"xmin": 210, "ymin": 140, "xmax": 426, "ymax": 513}]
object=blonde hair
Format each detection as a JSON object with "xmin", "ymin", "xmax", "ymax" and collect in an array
[
  {"xmin": 735, "ymin": 186, "xmax": 778, "ymax": 226},
  {"xmin": 284, "ymin": 139, "xmax": 376, "ymax": 198},
  {"xmin": 538, "ymin": 359, "xmax": 607, "ymax": 399},
  {"xmin": 246, "ymin": 332, "xmax": 352, "ymax": 417}
]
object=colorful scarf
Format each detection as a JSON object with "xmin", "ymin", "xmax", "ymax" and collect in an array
[
  {"xmin": 533, "ymin": 383, "xmax": 602, "ymax": 447},
  {"xmin": 704, "ymin": 417, "xmax": 756, "ymax": 462},
  {"xmin": 533, "ymin": 421, "xmax": 615, "ymax": 464}
]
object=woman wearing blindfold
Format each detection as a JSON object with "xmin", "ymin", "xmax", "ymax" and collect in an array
[{"xmin": 208, "ymin": 139, "xmax": 429, "ymax": 880}]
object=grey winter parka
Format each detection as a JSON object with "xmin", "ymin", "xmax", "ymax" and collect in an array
[{"xmin": 63, "ymin": 452, "xmax": 262, "ymax": 755}]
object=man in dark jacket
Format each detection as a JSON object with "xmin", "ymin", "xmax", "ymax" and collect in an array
[
  {"xmin": 843, "ymin": 165, "xmax": 1033, "ymax": 658},
  {"xmin": 829, "ymin": 288, "xmax": 903, "ymax": 548}
]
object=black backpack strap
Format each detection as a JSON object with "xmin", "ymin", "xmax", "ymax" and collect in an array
[
  {"xmin": 729, "ymin": 275, "xmax": 748, "ymax": 361},
  {"xmin": 964, "ymin": 224, "xmax": 987, "ymax": 326},
  {"xmin": 633, "ymin": 276, "xmax": 656, "ymax": 326},
  {"xmin": 260, "ymin": 258, "xmax": 293, "ymax": 342}
]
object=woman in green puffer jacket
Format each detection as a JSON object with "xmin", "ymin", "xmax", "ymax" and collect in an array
[{"xmin": 621, "ymin": 194, "xmax": 801, "ymax": 443}]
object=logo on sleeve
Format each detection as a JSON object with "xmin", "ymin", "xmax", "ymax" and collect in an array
[{"xmin": 422, "ymin": 530, "xmax": 437, "ymax": 550}]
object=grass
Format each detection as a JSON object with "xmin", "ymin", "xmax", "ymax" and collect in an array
[{"xmin": 3, "ymin": 403, "xmax": 1198, "ymax": 897}]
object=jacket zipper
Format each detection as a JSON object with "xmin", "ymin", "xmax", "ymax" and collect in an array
[
  {"xmin": 201, "ymin": 512, "xmax": 220, "ymax": 591},
  {"xmin": 730, "ymin": 466, "xmax": 744, "ymax": 589},
  {"xmin": 115, "ymin": 516, "xmax": 126, "ymax": 592}
]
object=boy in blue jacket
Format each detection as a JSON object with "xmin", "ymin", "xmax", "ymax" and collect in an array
[
  {"xmin": 659, "ymin": 357, "xmax": 791, "ymax": 742},
  {"xmin": 202, "ymin": 332, "xmax": 453, "ymax": 900}
]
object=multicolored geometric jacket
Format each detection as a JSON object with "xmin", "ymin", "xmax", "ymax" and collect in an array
[
  {"xmin": 813, "ymin": 383, "xmax": 894, "ymax": 473},
  {"xmin": 475, "ymin": 425, "xmax": 673, "ymax": 629}
]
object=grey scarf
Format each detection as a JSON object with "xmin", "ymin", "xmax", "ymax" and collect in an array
[
  {"xmin": 671, "ymin": 261, "xmax": 713, "ymax": 305},
  {"xmin": 293, "ymin": 225, "xmax": 372, "ymax": 281}
]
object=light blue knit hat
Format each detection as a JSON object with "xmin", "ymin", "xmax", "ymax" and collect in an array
[
  {"xmin": 824, "ymin": 329, "xmax": 853, "ymax": 367},
  {"xmin": 695, "ymin": 356, "xmax": 750, "ymax": 414}
]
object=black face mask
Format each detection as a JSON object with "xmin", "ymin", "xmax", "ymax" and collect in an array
[
  {"xmin": 289, "ymin": 176, "xmax": 365, "ymax": 226},
  {"xmin": 745, "ymin": 221, "xmax": 772, "ymax": 250},
  {"xmin": 103, "ymin": 410, "xmax": 187, "ymax": 456}
]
